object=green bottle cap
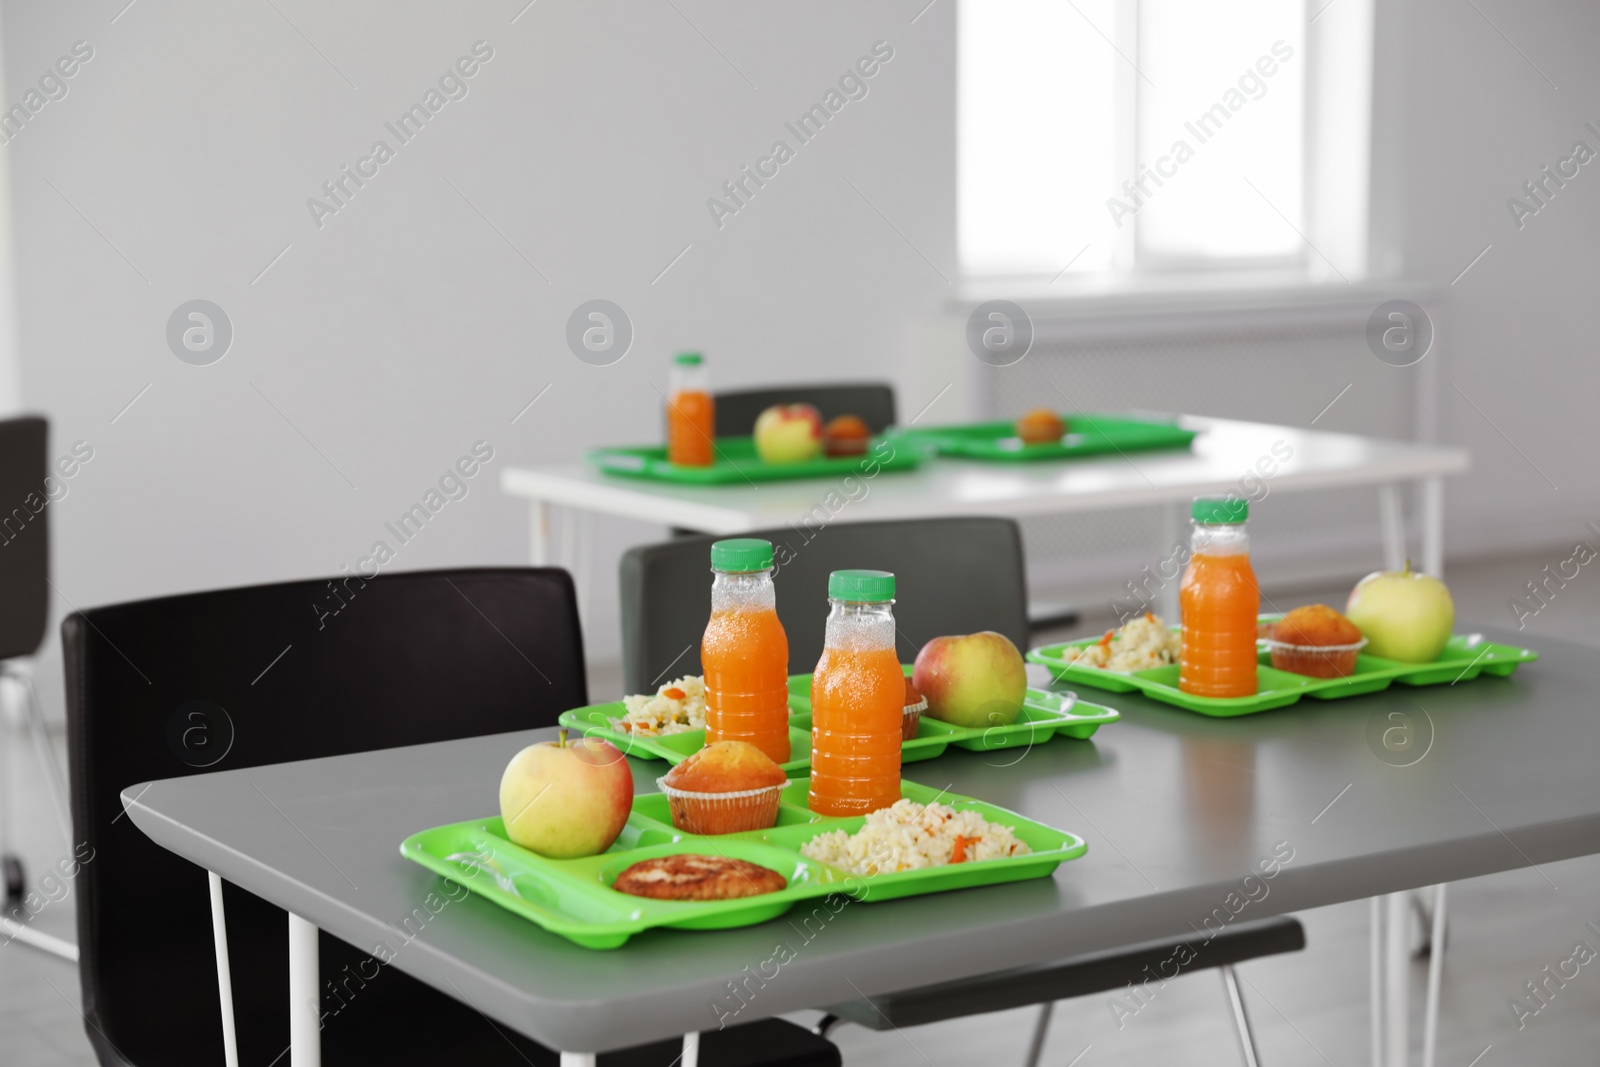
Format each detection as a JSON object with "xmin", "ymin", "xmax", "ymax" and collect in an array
[
  {"xmin": 673, "ymin": 352, "xmax": 704, "ymax": 366},
  {"xmin": 710, "ymin": 538, "xmax": 773, "ymax": 572},
  {"xmin": 1191, "ymin": 496, "xmax": 1248, "ymax": 524},
  {"xmin": 828, "ymin": 569, "xmax": 895, "ymax": 601}
]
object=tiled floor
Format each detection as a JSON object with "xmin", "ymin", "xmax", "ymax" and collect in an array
[{"xmin": 5, "ymin": 549, "xmax": 1597, "ymax": 1065}]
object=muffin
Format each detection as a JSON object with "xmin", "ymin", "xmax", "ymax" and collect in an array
[
  {"xmin": 1265, "ymin": 604, "xmax": 1367, "ymax": 678},
  {"xmin": 902, "ymin": 677, "xmax": 927, "ymax": 741},
  {"xmin": 658, "ymin": 741, "xmax": 787, "ymax": 835},
  {"xmin": 1015, "ymin": 409, "xmax": 1066, "ymax": 445},
  {"xmin": 823, "ymin": 414, "xmax": 871, "ymax": 457}
]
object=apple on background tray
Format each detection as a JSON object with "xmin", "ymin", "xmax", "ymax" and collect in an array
[
  {"xmin": 499, "ymin": 730, "xmax": 633, "ymax": 858},
  {"xmin": 754, "ymin": 403, "xmax": 822, "ymax": 464},
  {"xmin": 912, "ymin": 631, "xmax": 1028, "ymax": 729},
  {"xmin": 1345, "ymin": 563, "xmax": 1455, "ymax": 663}
]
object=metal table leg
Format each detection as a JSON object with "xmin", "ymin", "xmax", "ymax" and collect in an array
[
  {"xmin": 1371, "ymin": 896, "xmax": 1384, "ymax": 1067},
  {"xmin": 1377, "ymin": 484, "xmax": 1406, "ymax": 572},
  {"xmin": 559, "ymin": 1054, "xmax": 597, "ymax": 1066},
  {"xmin": 208, "ymin": 872, "xmax": 240, "ymax": 1067},
  {"xmin": 1159, "ymin": 501, "xmax": 1183, "ymax": 621},
  {"xmin": 1384, "ymin": 891, "xmax": 1409, "ymax": 1066},
  {"xmin": 528, "ymin": 500, "xmax": 550, "ymax": 567},
  {"xmin": 1420, "ymin": 477, "xmax": 1444, "ymax": 578},
  {"xmin": 289, "ymin": 911, "xmax": 321, "ymax": 1067},
  {"xmin": 1421, "ymin": 883, "xmax": 1447, "ymax": 1067}
]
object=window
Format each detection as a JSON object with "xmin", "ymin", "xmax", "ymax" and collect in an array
[{"xmin": 959, "ymin": 0, "xmax": 1372, "ymax": 282}]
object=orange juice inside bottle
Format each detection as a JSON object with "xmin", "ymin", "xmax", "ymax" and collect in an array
[
  {"xmin": 810, "ymin": 570, "xmax": 903, "ymax": 816},
  {"xmin": 1179, "ymin": 498, "xmax": 1260, "ymax": 698},
  {"xmin": 702, "ymin": 539, "xmax": 790, "ymax": 763},
  {"xmin": 667, "ymin": 352, "xmax": 714, "ymax": 467}
]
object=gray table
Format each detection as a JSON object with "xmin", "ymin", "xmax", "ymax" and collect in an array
[{"xmin": 125, "ymin": 627, "xmax": 1588, "ymax": 1067}]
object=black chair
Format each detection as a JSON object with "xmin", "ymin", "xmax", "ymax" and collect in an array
[
  {"xmin": 621, "ymin": 518, "xmax": 1029, "ymax": 693},
  {"xmin": 816, "ymin": 917, "xmax": 1305, "ymax": 1066},
  {"xmin": 63, "ymin": 567, "xmax": 838, "ymax": 1067},
  {"xmin": 622, "ymin": 521, "xmax": 1303, "ymax": 1064},
  {"xmin": 0, "ymin": 414, "xmax": 74, "ymax": 926},
  {"xmin": 714, "ymin": 382, "xmax": 897, "ymax": 436}
]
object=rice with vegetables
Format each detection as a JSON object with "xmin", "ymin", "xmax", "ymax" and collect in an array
[
  {"xmin": 800, "ymin": 799, "xmax": 1030, "ymax": 876},
  {"xmin": 1058, "ymin": 613, "xmax": 1181, "ymax": 672},
  {"xmin": 616, "ymin": 676, "xmax": 706, "ymax": 736}
]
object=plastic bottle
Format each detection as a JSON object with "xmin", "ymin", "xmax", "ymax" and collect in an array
[
  {"xmin": 809, "ymin": 569, "xmax": 903, "ymax": 816},
  {"xmin": 1179, "ymin": 496, "xmax": 1260, "ymax": 697},
  {"xmin": 702, "ymin": 538, "xmax": 791, "ymax": 763},
  {"xmin": 667, "ymin": 352, "xmax": 714, "ymax": 467}
]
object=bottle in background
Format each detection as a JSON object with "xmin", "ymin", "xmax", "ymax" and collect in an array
[
  {"xmin": 702, "ymin": 538, "xmax": 791, "ymax": 763},
  {"xmin": 667, "ymin": 352, "xmax": 714, "ymax": 467},
  {"xmin": 1179, "ymin": 496, "xmax": 1260, "ymax": 697},
  {"xmin": 810, "ymin": 569, "xmax": 903, "ymax": 816}
]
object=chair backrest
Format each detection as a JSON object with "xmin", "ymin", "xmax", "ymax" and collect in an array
[
  {"xmin": 0, "ymin": 415, "xmax": 49, "ymax": 660},
  {"xmin": 62, "ymin": 568, "xmax": 585, "ymax": 1066},
  {"xmin": 714, "ymin": 382, "xmax": 897, "ymax": 436},
  {"xmin": 620, "ymin": 518, "xmax": 1029, "ymax": 694}
]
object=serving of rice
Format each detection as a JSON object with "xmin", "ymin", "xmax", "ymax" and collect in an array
[
  {"xmin": 616, "ymin": 676, "xmax": 706, "ymax": 736},
  {"xmin": 1057, "ymin": 613, "xmax": 1181, "ymax": 672},
  {"xmin": 800, "ymin": 799, "xmax": 1030, "ymax": 876}
]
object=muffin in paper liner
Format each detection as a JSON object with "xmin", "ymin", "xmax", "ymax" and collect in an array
[
  {"xmin": 1261, "ymin": 637, "xmax": 1368, "ymax": 679},
  {"xmin": 901, "ymin": 695, "xmax": 929, "ymax": 742},
  {"xmin": 656, "ymin": 779, "xmax": 785, "ymax": 835}
]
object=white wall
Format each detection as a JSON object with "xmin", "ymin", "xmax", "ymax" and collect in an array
[{"xmin": 0, "ymin": 0, "xmax": 955, "ymax": 680}]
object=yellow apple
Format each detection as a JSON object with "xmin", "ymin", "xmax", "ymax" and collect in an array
[
  {"xmin": 912, "ymin": 631, "xmax": 1028, "ymax": 729},
  {"xmin": 499, "ymin": 732, "xmax": 633, "ymax": 858},
  {"xmin": 1345, "ymin": 564, "xmax": 1455, "ymax": 663}
]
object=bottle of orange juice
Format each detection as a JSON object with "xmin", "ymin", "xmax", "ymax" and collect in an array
[
  {"xmin": 1179, "ymin": 497, "xmax": 1260, "ymax": 697},
  {"xmin": 702, "ymin": 538, "xmax": 791, "ymax": 763},
  {"xmin": 810, "ymin": 570, "xmax": 903, "ymax": 816},
  {"xmin": 667, "ymin": 352, "xmax": 714, "ymax": 467}
]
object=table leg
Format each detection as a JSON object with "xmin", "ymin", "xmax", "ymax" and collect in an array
[
  {"xmin": 1370, "ymin": 895, "xmax": 1384, "ymax": 1067},
  {"xmin": 574, "ymin": 510, "xmax": 596, "ymax": 624},
  {"xmin": 528, "ymin": 501, "xmax": 551, "ymax": 567},
  {"xmin": 1421, "ymin": 883, "xmax": 1447, "ymax": 1067},
  {"xmin": 682, "ymin": 1031, "xmax": 700, "ymax": 1067},
  {"xmin": 559, "ymin": 507, "xmax": 578, "ymax": 573},
  {"xmin": 559, "ymin": 1054, "xmax": 597, "ymax": 1066},
  {"xmin": 289, "ymin": 912, "xmax": 321, "ymax": 1067},
  {"xmin": 1378, "ymin": 484, "xmax": 1406, "ymax": 572},
  {"xmin": 1384, "ymin": 891, "xmax": 1409, "ymax": 1066},
  {"xmin": 208, "ymin": 872, "xmax": 240, "ymax": 1067},
  {"xmin": 1420, "ymin": 477, "xmax": 1444, "ymax": 578}
]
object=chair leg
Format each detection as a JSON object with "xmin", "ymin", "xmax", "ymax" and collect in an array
[
  {"xmin": 1220, "ymin": 966, "xmax": 1261, "ymax": 1067},
  {"xmin": 1021, "ymin": 1001, "xmax": 1053, "ymax": 1067},
  {"xmin": 16, "ymin": 670, "xmax": 71, "ymax": 845}
]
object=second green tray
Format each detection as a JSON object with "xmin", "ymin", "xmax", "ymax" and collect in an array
[
  {"xmin": 1027, "ymin": 631, "xmax": 1538, "ymax": 717},
  {"xmin": 588, "ymin": 435, "xmax": 922, "ymax": 485},
  {"xmin": 559, "ymin": 672, "xmax": 1119, "ymax": 774},
  {"xmin": 888, "ymin": 413, "xmax": 1197, "ymax": 463},
  {"xmin": 399, "ymin": 777, "xmax": 1087, "ymax": 949}
]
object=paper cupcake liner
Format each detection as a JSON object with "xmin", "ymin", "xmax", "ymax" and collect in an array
[
  {"xmin": 902, "ymin": 696, "xmax": 928, "ymax": 742},
  {"xmin": 1260, "ymin": 637, "xmax": 1368, "ymax": 679},
  {"xmin": 656, "ymin": 779, "xmax": 784, "ymax": 835}
]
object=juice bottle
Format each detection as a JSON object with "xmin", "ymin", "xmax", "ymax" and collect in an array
[
  {"xmin": 702, "ymin": 538, "xmax": 791, "ymax": 763},
  {"xmin": 667, "ymin": 352, "xmax": 715, "ymax": 467},
  {"xmin": 1179, "ymin": 496, "xmax": 1260, "ymax": 697},
  {"xmin": 810, "ymin": 570, "xmax": 903, "ymax": 816}
]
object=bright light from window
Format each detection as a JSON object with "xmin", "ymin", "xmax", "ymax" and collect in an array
[
  {"xmin": 958, "ymin": 0, "xmax": 1117, "ymax": 278},
  {"xmin": 1135, "ymin": 0, "xmax": 1306, "ymax": 263}
]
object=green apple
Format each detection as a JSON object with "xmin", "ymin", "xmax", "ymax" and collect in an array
[
  {"xmin": 499, "ymin": 731, "xmax": 633, "ymax": 858},
  {"xmin": 753, "ymin": 404, "xmax": 822, "ymax": 464},
  {"xmin": 912, "ymin": 631, "xmax": 1028, "ymax": 729},
  {"xmin": 1345, "ymin": 564, "xmax": 1455, "ymax": 663}
]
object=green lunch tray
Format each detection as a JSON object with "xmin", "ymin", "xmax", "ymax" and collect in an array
[
  {"xmin": 587, "ymin": 435, "xmax": 922, "ymax": 485},
  {"xmin": 1027, "ymin": 626, "xmax": 1539, "ymax": 717},
  {"xmin": 558, "ymin": 672, "xmax": 1120, "ymax": 774},
  {"xmin": 401, "ymin": 778, "xmax": 1085, "ymax": 949},
  {"xmin": 888, "ymin": 414, "xmax": 1198, "ymax": 463}
]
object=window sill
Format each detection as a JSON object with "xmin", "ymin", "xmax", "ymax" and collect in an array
[{"xmin": 947, "ymin": 271, "xmax": 1439, "ymax": 321}]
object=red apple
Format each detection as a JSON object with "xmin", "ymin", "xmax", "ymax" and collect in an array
[
  {"xmin": 912, "ymin": 632, "xmax": 1028, "ymax": 729},
  {"xmin": 499, "ymin": 731, "xmax": 633, "ymax": 858},
  {"xmin": 753, "ymin": 404, "xmax": 823, "ymax": 464}
]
